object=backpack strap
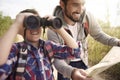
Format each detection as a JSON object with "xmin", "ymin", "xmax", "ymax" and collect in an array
[
  {"xmin": 83, "ymin": 19, "xmax": 89, "ymax": 37},
  {"xmin": 53, "ymin": 5, "xmax": 62, "ymax": 16},
  {"xmin": 80, "ymin": 10, "xmax": 89, "ymax": 37},
  {"xmin": 13, "ymin": 42, "xmax": 28, "ymax": 80}
]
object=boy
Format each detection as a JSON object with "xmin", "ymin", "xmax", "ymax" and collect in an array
[{"xmin": 0, "ymin": 9, "xmax": 92, "ymax": 80}]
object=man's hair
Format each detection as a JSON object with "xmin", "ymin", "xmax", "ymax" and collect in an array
[
  {"xmin": 61, "ymin": 0, "xmax": 68, "ymax": 5},
  {"xmin": 20, "ymin": 9, "xmax": 39, "ymax": 15}
]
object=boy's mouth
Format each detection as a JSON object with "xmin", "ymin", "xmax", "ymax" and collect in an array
[{"xmin": 30, "ymin": 30, "xmax": 39, "ymax": 35}]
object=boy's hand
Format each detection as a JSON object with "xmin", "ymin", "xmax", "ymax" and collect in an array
[
  {"xmin": 14, "ymin": 13, "xmax": 35, "ymax": 35},
  {"xmin": 44, "ymin": 15, "xmax": 62, "ymax": 30}
]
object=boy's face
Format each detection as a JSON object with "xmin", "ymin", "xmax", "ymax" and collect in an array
[{"xmin": 25, "ymin": 27, "xmax": 42, "ymax": 43}]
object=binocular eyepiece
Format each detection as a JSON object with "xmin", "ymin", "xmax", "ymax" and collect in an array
[{"xmin": 23, "ymin": 15, "xmax": 62, "ymax": 29}]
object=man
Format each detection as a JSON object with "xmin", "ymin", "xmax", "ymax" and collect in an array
[
  {"xmin": 0, "ymin": 9, "xmax": 93, "ymax": 80},
  {"xmin": 47, "ymin": 0, "xmax": 120, "ymax": 80}
]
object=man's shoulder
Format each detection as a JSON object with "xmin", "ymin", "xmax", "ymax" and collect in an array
[
  {"xmin": 85, "ymin": 11, "xmax": 96, "ymax": 22},
  {"xmin": 86, "ymin": 11, "xmax": 93, "ymax": 17}
]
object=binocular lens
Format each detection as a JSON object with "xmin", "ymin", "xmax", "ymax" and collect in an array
[
  {"xmin": 52, "ymin": 18, "xmax": 62, "ymax": 29},
  {"xmin": 24, "ymin": 15, "xmax": 40, "ymax": 29},
  {"xmin": 24, "ymin": 15, "xmax": 62, "ymax": 29}
]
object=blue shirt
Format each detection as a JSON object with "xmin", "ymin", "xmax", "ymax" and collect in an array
[{"xmin": 0, "ymin": 39, "xmax": 80, "ymax": 80}]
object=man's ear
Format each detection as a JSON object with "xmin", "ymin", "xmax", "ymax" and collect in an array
[{"xmin": 60, "ymin": 0, "xmax": 65, "ymax": 10}]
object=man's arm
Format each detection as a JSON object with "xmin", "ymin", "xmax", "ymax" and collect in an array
[
  {"xmin": 87, "ymin": 12, "xmax": 120, "ymax": 46},
  {"xmin": 53, "ymin": 58, "xmax": 74, "ymax": 78},
  {"xmin": 54, "ymin": 59, "xmax": 93, "ymax": 80}
]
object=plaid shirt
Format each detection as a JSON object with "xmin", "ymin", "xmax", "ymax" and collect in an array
[{"xmin": 0, "ymin": 39, "xmax": 80, "ymax": 80}]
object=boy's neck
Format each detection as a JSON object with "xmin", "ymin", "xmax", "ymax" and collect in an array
[
  {"xmin": 25, "ymin": 40, "xmax": 39, "ymax": 49},
  {"xmin": 32, "ymin": 42, "xmax": 39, "ymax": 49}
]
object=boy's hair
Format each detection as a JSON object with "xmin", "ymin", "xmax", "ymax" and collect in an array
[
  {"xmin": 19, "ymin": 9, "xmax": 40, "ymax": 39},
  {"xmin": 20, "ymin": 9, "xmax": 39, "ymax": 15}
]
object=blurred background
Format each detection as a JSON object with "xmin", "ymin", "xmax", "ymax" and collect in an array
[{"xmin": 0, "ymin": 0, "xmax": 120, "ymax": 80}]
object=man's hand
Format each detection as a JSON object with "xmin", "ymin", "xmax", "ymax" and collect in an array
[{"xmin": 71, "ymin": 69, "xmax": 93, "ymax": 80}]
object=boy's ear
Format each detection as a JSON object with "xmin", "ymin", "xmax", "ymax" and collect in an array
[{"xmin": 60, "ymin": 0, "xmax": 65, "ymax": 10}]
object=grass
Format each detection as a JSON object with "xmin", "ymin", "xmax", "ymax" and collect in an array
[
  {"xmin": 88, "ymin": 27, "xmax": 120, "ymax": 65},
  {"xmin": 87, "ymin": 27, "xmax": 120, "ymax": 80}
]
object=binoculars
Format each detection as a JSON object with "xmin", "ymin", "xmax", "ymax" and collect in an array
[{"xmin": 23, "ymin": 15, "xmax": 62, "ymax": 29}]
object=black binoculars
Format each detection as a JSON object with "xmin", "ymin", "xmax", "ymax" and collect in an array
[{"xmin": 23, "ymin": 15, "xmax": 62, "ymax": 29}]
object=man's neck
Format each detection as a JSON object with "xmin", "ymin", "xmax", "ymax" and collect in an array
[{"xmin": 63, "ymin": 15, "xmax": 76, "ymax": 26}]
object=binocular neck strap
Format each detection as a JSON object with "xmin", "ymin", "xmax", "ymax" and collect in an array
[
  {"xmin": 42, "ymin": 27, "xmax": 46, "ymax": 37},
  {"xmin": 23, "ymin": 28, "xmax": 27, "ymax": 41}
]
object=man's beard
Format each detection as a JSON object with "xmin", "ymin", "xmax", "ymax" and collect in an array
[{"xmin": 64, "ymin": 10, "xmax": 80, "ymax": 22}]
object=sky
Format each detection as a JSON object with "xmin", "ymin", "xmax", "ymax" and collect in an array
[
  {"xmin": 0, "ymin": 0, "xmax": 59, "ymax": 18},
  {"xmin": 0, "ymin": 0, "xmax": 120, "ymax": 26},
  {"xmin": 85, "ymin": 0, "xmax": 120, "ymax": 26}
]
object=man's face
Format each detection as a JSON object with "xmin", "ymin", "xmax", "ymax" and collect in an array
[
  {"xmin": 63, "ymin": 0, "xmax": 85, "ymax": 22},
  {"xmin": 25, "ymin": 27, "xmax": 42, "ymax": 43}
]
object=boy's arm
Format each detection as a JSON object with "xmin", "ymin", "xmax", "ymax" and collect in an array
[
  {"xmin": 0, "ymin": 13, "xmax": 33, "ymax": 65},
  {"xmin": 53, "ymin": 27, "xmax": 78, "ymax": 48},
  {"xmin": 47, "ymin": 25, "xmax": 79, "ymax": 78},
  {"xmin": 46, "ymin": 16, "xmax": 78, "ymax": 48},
  {"xmin": 0, "ymin": 23, "xmax": 20, "ymax": 65}
]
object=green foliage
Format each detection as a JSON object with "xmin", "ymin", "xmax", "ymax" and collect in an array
[
  {"xmin": 103, "ymin": 63, "xmax": 120, "ymax": 80},
  {"xmin": 0, "ymin": 12, "xmax": 12, "ymax": 37},
  {"xmin": 88, "ymin": 35, "xmax": 112, "ymax": 65},
  {"xmin": 88, "ymin": 25, "xmax": 120, "ymax": 65},
  {"xmin": 97, "ymin": 19, "xmax": 111, "ymax": 28}
]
